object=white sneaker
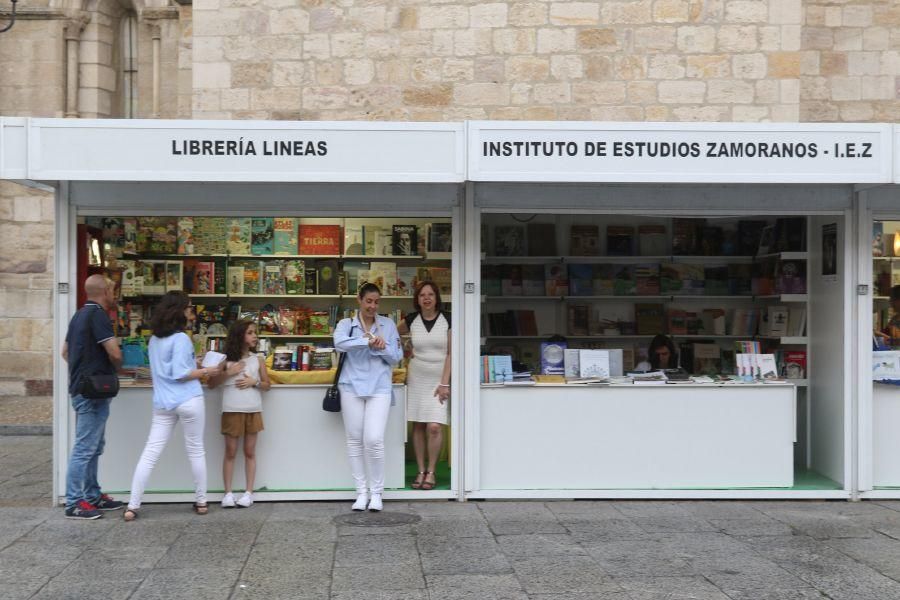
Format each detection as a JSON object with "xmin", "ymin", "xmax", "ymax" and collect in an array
[
  {"xmin": 221, "ymin": 493, "xmax": 236, "ymax": 508},
  {"xmin": 237, "ymin": 492, "xmax": 253, "ymax": 508},
  {"xmin": 351, "ymin": 493, "xmax": 369, "ymax": 512},
  {"xmin": 368, "ymin": 494, "xmax": 383, "ymax": 512}
]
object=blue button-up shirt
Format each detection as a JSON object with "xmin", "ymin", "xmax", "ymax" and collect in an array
[
  {"xmin": 149, "ymin": 332, "xmax": 203, "ymax": 410},
  {"xmin": 334, "ymin": 314, "xmax": 403, "ymax": 397}
]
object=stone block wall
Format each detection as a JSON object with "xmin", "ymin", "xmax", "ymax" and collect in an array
[{"xmin": 191, "ymin": 0, "xmax": 808, "ymax": 122}]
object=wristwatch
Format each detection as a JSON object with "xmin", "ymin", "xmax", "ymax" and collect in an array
[{"xmin": 364, "ymin": 332, "xmax": 375, "ymax": 340}]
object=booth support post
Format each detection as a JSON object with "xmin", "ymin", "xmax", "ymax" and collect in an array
[
  {"xmin": 462, "ymin": 181, "xmax": 480, "ymax": 496},
  {"xmin": 52, "ymin": 181, "xmax": 72, "ymax": 505},
  {"xmin": 854, "ymin": 191, "xmax": 872, "ymax": 498}
]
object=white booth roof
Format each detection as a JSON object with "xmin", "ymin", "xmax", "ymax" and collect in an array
[{"xmin": 0, "ymin": 117, "xmax": 896, "ymax": 185}]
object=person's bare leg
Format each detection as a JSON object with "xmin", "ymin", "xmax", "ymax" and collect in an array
[
  {"xmin": 424, "ymin": 422, "xmax": 443, "ymax": 489},
  {"xmin": 223, "ymin": 435, "xmax": 239, "ymax": 494},
  {"xmin": 243, "ymin": 433, "xmax": 258, "ymax": 494},
  {"xmin": 411, "ymin": 422, "xmax": 426, "ymax": 487}
]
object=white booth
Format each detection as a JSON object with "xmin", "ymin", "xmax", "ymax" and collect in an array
[
  {"xmin": 463, "ymin": 121, "xmax": 893, "ymax": 499},
  {"xmin": 0, "ymin": 118, "xmax": 465, "ymax": 503},
  {"xmin": 857, "ymin": 124, "xmax": 900, "ymax": 499}
]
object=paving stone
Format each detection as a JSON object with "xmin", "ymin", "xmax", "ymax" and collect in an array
[
  {"xmin": 720, "ymin": 589, "xmax": 830, "ymax": 600},
  {"xmin": 0, "ymin": 577, "xmax": 49, "ymax": 599},
  {"xmin": 231, "ymin": 579, "xmax": 330, "ymax": 600},
  {"xmin": 240, "ymin": 555, "xmax": 333, "ymax": 581},
  {"xmin": 334, "ymin": 533, "xmax": 418, "ymax": 566},
  {"xmin": 0, "ymin": 541, "xmax": 84, "ymax": 580},
  {"xmin": 544, "ymin": 501, "xmax": 623, "ymax": 518},
  {"xmin": 51, "ymin": 544, "xmax": 168, "ymax": 581},
  {"xmin": 615, "ymin": 575, "xmax": 732, "ymax": 600},
  {"xmin": 708, "ymin": 518, "xmax": 796, "ymax": 536},
  {"xmin": 19, "ymin": 516, "xmax": 116, "ymax": 544},
  {"xmin": 331, "ymin": 591, "xmax": 428, "ymax": 600},
  {"xmin": 682, "ymin": 501, "xmax": 769, "ymax": 520},
  {"xmin": 826, "ymin": 536, "xmax": 900, "ymax": 581},
  {"xmin": 509, "ymin": 555, "xmax": 624, "ymax": 594},
  {"xmin": 611, "ymin": 501, "xmax": 694, "ymax": 518},
  {"xmin": 561, "ymin": 517, "xmax": 652, "ymax": 542},
  {"xmin": 581, "ymin": 539, "xmax": 696, "ymax": 577},
  {"xmin": 155, "ymin": 533, "xmax": 253, "ymax": 568},
  {"xmin": 100, "ymin": 522, "xmax": 187, "ymax": 546},
  {"xmin": 247, "ymin": 541, "xmax": 335, "ymax": 565},
  {"xmin": 408, "ymin": 501, "xmax": 477, "ymax": 517},
  {"xmin": 131, "ymin": 567, "xmax": 241, "ymax": 600},
  {"xmin": 528, "ymin": 594, "xmax": 633, "ymax": 600},
  {"xmin": 258, "ymin": 520, "xmax": 338, "ymax": 543},
  {"xmin": 267, "ymin": 502, "xmax": 346, "ymax": 520},
  {"xmin": 496, "ymin": 533, "xmax": 589, "ymax": 557},
  {"xmin": 29, "ymin": 578, "xmax": 141, "ymax": 600},
  {"xmin": 413, "ymin": 516, "xmax": 493, "ymax": 538},
  {"xmin": 426, "ymin": 573, "xmax": 527, "ymax": 599},
  {"xmin": 418, "ymin": 536, "xmax": 513, "ymax": 575},
  {"xmin": 630, "ymin": 515, "xmax": 719, "ymax": 534},
  {"xmin": 331, "ymin": 564, "xmax": 425, "ymax": 591}
]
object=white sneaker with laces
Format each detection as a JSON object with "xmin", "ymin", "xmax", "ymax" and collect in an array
[
  {"xmin": 351, "ymin": 493, "xmax": 369, "ymax": 512},
  {"xmin": 221, "ymin": 493, "xmax": 236, "ymax": 508},
  {"xmin": 368, "ymin": 494, "xmax": 383, "ymax": 512},
  {"xmin": 237, "ymin": 492, "xmax": 253, "ymax": 508}
]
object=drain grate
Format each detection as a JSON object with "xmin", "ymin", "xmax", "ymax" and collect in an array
[{"xmin": 333, "ymin": 511, "xmax": 422, "ymax": 527}]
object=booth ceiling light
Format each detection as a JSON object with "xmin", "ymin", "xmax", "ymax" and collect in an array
[
  {"xmin": 0, "ymin": 0, "xmax": 18, "ymax": 33},
  {"xmin": 893, "ymin": 230, "xmax": 900, "ymax": 257}
]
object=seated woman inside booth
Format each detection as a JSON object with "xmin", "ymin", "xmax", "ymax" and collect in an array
[{"xmin": 634, "ymin": 334, "xmax": 678, "ymax": 372}]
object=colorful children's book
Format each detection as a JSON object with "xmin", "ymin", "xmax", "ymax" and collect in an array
[
  {"xmin": 273, "ymin": 217, "xmax": 298, "ymax": 254},
  {"xmin": 263, "ymin": 262, "xmax": 286, "ymax": 295},
  {"xmin": 545, "ymin": 264, "xmax": 568, "ymax": 296},
  {"xmin": 397, "ymin": 267, "xmax": 419, "ymax": 297},
  {"xmin": 613, "ymin": 265, "xmax": 636, "ymax": 296},
  {"xmin": 193, "ymin": 261, "xmax": 214, "ymax": 295},
  {"xmin": 318, "ymin": 259, "xmax": 341, "ymax": 295},
  {"xmin": 344, "ymin": 225, "xmax": 364, "ymax": 255},
  {"xmin": 299, "ymin": 225, "xmax": 341, "ymax": 255},
  {"xmin": 592, "ymin": 265, "xmax": 615, "ymax": 295},
  {"xmin": 177, "ymin": 217, "xmax": 195, "ymax": 255},
  {"xmin": 284, "ymin": 260, "xmax": 306, "ymax": 295},
  {"xmin": 634, "ymin": 263, "xmax": 660, "ymax": 296},
  {"xmin": 123, "ymin": 218, "xmax": 138, "ymax": 254},
  {"xmin": 368, "ymin": 261, "xmax": 396, "ymax": 296},
  {"xmin": 251, "ymin": 218, "xmax": 274, "ymax": 255},
  {"xmin": 194, "ymin": 217, "xmax": 228, "ymax": 254},
  {"xmin": 430, "ymin": 267, "xmax": 451, "ymax": 296},
  {"xmin": 227, "ymin": 266, "xmax": 245, "ymax": 295},
  {"xmin": 240, "ymin": 261, "xmax": 262, "ymax": 295},
  {"xmin": 226, "ymin": 218, "xmax": 252, "ymax": 255}
]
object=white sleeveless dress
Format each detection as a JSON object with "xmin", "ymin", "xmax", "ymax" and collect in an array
[{"xmin": 406, "ymin": 313, "xmax": 449, "ymax": 425}]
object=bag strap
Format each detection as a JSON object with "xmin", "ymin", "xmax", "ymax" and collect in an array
[{"xmin": 331, "ymin": 323, "xmax": 356, "ymax": 387}]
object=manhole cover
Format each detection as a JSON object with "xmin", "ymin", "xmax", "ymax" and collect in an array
[{"xmin": 333, "ymin": 511, "xmax": 422, "ymax": 527}]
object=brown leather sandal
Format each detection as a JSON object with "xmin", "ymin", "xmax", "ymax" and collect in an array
[
  {"xmin": 411, "ymin": 471, "xmax": 426, "ymax": 489},
  {"xmin": 123, "ymin": 508, "xmax": 139, "ymax": 522},
  {"xmin": 192, "ymin": 503, "xmax": 208, "ymax": 515},
  {"xmin": 421, "ymin": 471, "xmax": 436, "ymax": 490}
]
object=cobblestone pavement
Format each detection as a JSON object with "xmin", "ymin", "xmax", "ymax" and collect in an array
[{"xmin": 4, "ymin": 435, "xmax": 900, "ymax": 600}]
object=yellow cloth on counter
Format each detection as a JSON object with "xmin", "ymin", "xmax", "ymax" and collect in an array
[{"xmin": 265, "ymin": 354, "xmax": 406, "ymax": 385}]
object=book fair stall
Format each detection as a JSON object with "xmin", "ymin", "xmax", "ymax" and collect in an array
[
  {"xmin": 0, "ymin": 118, "xmax": 465, "ymax": 503},
  {"xmin": 464, "ymin": 121, "xmax": 892, "ymax": 499},
  {"xmin": 858, "ymin": 125, "xmax": 900, "ymax": 499}
]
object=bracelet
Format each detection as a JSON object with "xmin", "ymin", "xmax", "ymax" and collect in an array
[{"xmin": 438, "ymin": 384, "xmax": 450, "ymax": 388}]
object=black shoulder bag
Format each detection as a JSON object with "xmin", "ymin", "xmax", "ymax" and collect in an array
[
  {"xmin": 78, "ymin": 306, "xmax": 120, "ymax": 400},
  {"xmin": 323, "ymin": 324, "xmax": 355, "ymax": 412}
]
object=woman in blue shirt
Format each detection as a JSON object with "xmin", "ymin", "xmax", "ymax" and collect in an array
[
  {"xmin": 124, "ymin": 291, "xmax": 224, "ymax": 521},
  {"xmin": 334, "ymin": 283, "xmax": 403, "ymax": 512}
]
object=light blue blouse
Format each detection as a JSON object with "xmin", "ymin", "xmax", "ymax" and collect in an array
[
  {"xmin": 149, "ymin": 332, "xmax": 203, "ymax": 410},
  {"xmin": 333, "ymin": 314, "xmax": 403, "ymax": 397}
]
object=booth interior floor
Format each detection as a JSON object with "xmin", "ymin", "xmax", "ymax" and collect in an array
[
  {"xmin": 403, "ymin": 460, "xmax": 451, "ymax": 491},
  {"xmin": 790, "ymin": 468, "xmax": 842, "ymax": 490}
]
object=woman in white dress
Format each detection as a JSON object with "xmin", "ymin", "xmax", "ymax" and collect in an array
[{"xmin": 397, "ymin": 281, "xmax": 450, "ymax": 490}]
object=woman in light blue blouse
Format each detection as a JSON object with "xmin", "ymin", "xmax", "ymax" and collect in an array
[
  {"xmin": 124, "ymin": 291, "xmax": 225, "ymax": 521},
  {"xmin": 333, "ymin": 283, "xmax": 403, "ymax": 512}
]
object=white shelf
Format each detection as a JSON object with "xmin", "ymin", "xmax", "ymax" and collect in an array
[
  {"xmin": 229, "ymin": 254, "xmax": 341, "ymax": 259},
  {"xmin": 756, "ymin": 294, "xmax": 808, "ymax": 302},
  {"xmin": 758, "ymin": 336, "xmax": 808, "ymax": 344},
  {"xmin": 669, "ymin": 295, "xmax": 752, "ymax": 300},
  {"xmin": 483, "ymin": 295, "xmax": 561, "ymax": 301},
  {"xmin": 755, "ymin": 252, "xmax": 808, "ymax": 261},
  {"xmin": 229, "ymin": 294, "xmax": 343, "ymax": 299},
  {"xmin": 343, "ymin": 254, "xmax": 428, "ymax": 260},
  {"xmin": 205, "ymin": 334, "xmax": 332, "ymax": 339}
]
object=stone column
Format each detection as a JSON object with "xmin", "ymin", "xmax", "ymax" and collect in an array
[
  {"xmin": 150, "ymin": 23, "xmax": 161, "ymax": 118},
  {"xmin": 63, "ymin": 18, "xmax": 87, "ymax": 118}
]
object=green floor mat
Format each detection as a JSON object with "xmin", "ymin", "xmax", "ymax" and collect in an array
[
  {"xmin": 790, "ymin": 468, "xmax": 843, "ymax": 491},
  {"xmin": 404, "ymin": 460, "xmax": 451, "ymax": 490}
]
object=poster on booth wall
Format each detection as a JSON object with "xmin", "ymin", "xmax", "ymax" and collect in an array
[
  {"xmin": 873, "ymin": 351, "xmax": 900, "ymax": 381},
  {"xmin": 822, "ymin": 223, "xmax": 837, "ymax": 282}
]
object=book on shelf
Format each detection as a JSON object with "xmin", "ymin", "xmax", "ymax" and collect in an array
[
  {"xmin": 368, "ymin": 261, "xmax": 396, "ymax": 296},
  {"xmin": 193, "ymin": 217, "xmax": 228, "ymax": 255},
  {"xmin": 263, "ymin": 263, "xmax": 286, "ymax": 295},
  {"xmin": 142, "ymin": 260, "xmax": 166, "ymax": 295},
  {"xmin": 660, "ymin": 262, "xmax": 683, "ymax": 295},
  {"xmin": 240, "ymin": 261, "xmax": 262, "ymax": 294},
  {"xmin": 251, "ymin": 218, "xmax": 274, "ymax": 255},
  {"xmin": 704, "ymin": 265, "xmax": 729, "ymax": 295},
  {"xmin": 299, "ymin": 224, "xmax": 341, "ymax": 255},
  {"xmin": 273, "ymin": 217, "xmax": 297, "ymax": 254},
  {"xmin": 526, "ymin": 223, "xmax": 557, "ymax": 256},
  {"xmin": 756, "ymin": 353, "xmax": 780, "ymax": 380},
  {"xmin": 692, "ymin": 343, "xmax": 721, "ymax": 375},
  {"xmin": 756, "ymin": 224, "xmax": 775, "ymax": 255},
  {"xmin": 634, "ymin": 263, "xmax": 660, "ymax": 296},
  {"xmin": 226, "ymin": 218, "xmax": 252, "ymax": 255},
  {"xmin": 568, "ymin": 304, "xmax": 590, "ymax": 336},
  {"xmin": 316, "ymin": 259, "xmax": 339, "ymax": 295},
  {"xmin": 177, "ymin": 217, "xmax": 195, "ymax": 255},
  {"xmin": 515, "ymin": 310, "xmax": 538, "ymax": 336},
  {"xmin": 392, "ymin": 225, "xmax": 418, "ymax": 256},
  {"xmin": 752, "ymin": 260, "xmax": 776, "ymax": 296},
  {"xmin": 777, "ymin": 260, "xmax": 806, "ymax": 294},
  {"xmin": 283, "ymin": 260, "xmax": 306, "ymax": 295},
  {"xmin": 123, "ymin": 218, "xmax": 137, "ymax": 254},
  {"xmin": 774, "ymin": 217, "xmax": 806, "ymax": 252},
  {"xmin": 481, "ymin": 264, "xmax": 501, "ymax": 296},
  {"xmin": 606, "ymin": 225, "xmax": 635, "ymax": 256},
  {"xmin": 592, "ymin": 264, "xmax": 615, "ymax": 296},
  {"xmin": 701, "ymin": 308, "xmax": 726, "ymax": 336},
  {"xmin": 579, "ymin": 349, "xmax": 610, "ymax": 378},
  {"xmin": 567, "ymin": 264, "xmax": 594, "ymax": 296},
  {"xmin": 873, "ymin": 221, "xmax": 884, "ymax": 257},
  {"xmin": 730, "ymin": 308, "xmax": 760, "ymax": 337},
  {"xmin": 564, "ymin": 349, "xmax": 580, "ymax": 379},
  {"xmin": 638, "ymin": 225, "xmax": 667, "ymax": 256},
  {"xmin": 569, "ymin": 224, "xmax": 600, "ymax": 256},
  {"xmin": 521, "ymin": 264, "xmax": 545, "ymax": 296},
  {"xmin": 613, "ymin": 265, "xmax": 636, "ymax": 296},
  {"xmin": 728, "ymin": 263, "xmax": 753, "ymax": 296},
  {"xmin": 635, "ymin": 303, "xmax": 665, "ymax": 335},
  {"xmin": 540, "ymin": 341, "xmax": 566, "ymax": 375},
  {"xmin": 737, "ymin": 220, "xmax": 767, "ymax": 256},
  {"xmin": 356, "ymin": 268, "xmax": 372, "ymax": 293},
  {"xmin": 309, "ymin": 312, "xmax": 330, "ymax": 336},
  {"xmin": 372, "ymin": 226, "xmax": 394, "ymax": 256},
  {"xmin": 226, "ymin": 266, "xmax": 244, "ymax": 295},
  {"xmin": 193, "ymin": 261, "xmax": 215, "ymax": 295},
  {"xmin": 631, "ymin": 371, "xmax": 668, "ymax": 385},
  {"xmin": 396, "ymin": 266, "xmax": 418, "ymax": 297},
  {"xmin": 667, "ymin": 309, "xmax": 687, "ymax": 335},
  {"xmin": 494, "ymin": 225, "xmax": 525, "ymax": 257},
  {"xmin": 501, "ymin": 265, "xmax": 524, "ymax": 296},
  {"xmin": 681, "ymin": 264, "xmax": 705, "ymax": 295},
  {"xmin": 765, "ymin": 305, "xmax": 789, "ymax": 337},
  {"xmin": 429, "ymin": 267, "xmax": 451, "ymax": 296},
  {"xmin": 120, "ymin": 260, "xmax": 142, "ymax": 296},
  {"xmin": 784, "ymin": 350, "xmax": 807, "ymax": 379},
  {"xmin": 788, "ymin": 307, "xmax": 806, "ymax": 337},
  {"xmin": 427, "ymin": 222, "xmax": 453, "ymax": 257},
  {"xmin": 545, "ymin": 264, "xmax": 568, "ymax": 296},
  {"xmin": 142, "ymin": 217, "xmax": 178, "ymax": 254},
  {"xmin": 344, "ymin": 225, "xmax": 364, "ymax": 255},
  {"xmin": 672, "ymin": 218, "xmax": 702, "ymax": 255}
]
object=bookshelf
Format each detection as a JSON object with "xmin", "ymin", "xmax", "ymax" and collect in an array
[{"xmin": 481, "ymin": 213, "xmax": 809, "ymax": 381}]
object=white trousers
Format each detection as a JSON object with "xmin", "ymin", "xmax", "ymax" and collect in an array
[
  {"xmin": 341, "ymin": 391, "xmax": 391, "ymax": 495},
  {"xmin": 127, "ymin": 395, "xmax": 207, "ymax": 510}
]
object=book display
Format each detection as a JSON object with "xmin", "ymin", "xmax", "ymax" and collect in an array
[
  {"xmin": 86, "ymin": 216, "xmax": 453, "ymax": 360},
  {"xmin": 481, "ymin": 214, "xmax": 809, "ymax": 385}
]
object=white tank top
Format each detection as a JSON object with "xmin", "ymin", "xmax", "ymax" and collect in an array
[{"xmin": 221, "ymin": 354, "xmax": 263, "ymax": 413}]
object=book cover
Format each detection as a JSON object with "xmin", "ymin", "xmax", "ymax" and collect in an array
[
  {"xmin": 193, "ymin": 261, "xmax": 214, "ymax": 295},
  {"xmin": 774, "ymin": 217, "xmax": 806, "ymax": 252},
  {"xmin": 613, "ymin": 265, "xmax": 636, "ymax": 296},
  {"xmin": 397, "ymin": 266, "xmax": 418, "ymax": 297},
  {"xmin": 309, "ymin": 312, "xmax": 331, "ymax": 336},
  {"xmin": 369, "ymin": 261, "xmax": 397, "ymax": 296},
  {"xmin": 500, "ymin": 265, "xmax": 523, "ymax": 296},
  {"xmin": 592, "ymin": 264, "xmax": 615, "ymax": 296},
  {"xmin": 362, "ymin": 226, "xmax": 389, "ymax": 256},
  {"xmin": 305, "ymin": 268, "xmax": 319, "ymax": 294},
  {"xmin": 492, "ymin": 355, "xmax": 514, "ymax": 383},
  {"xmin": 704, "ymin": 265, "xmax": 729, "ymax": 295},
  {"xmin": 226, "ymin": 266, "xmax": 244, "ymax": 295},
  {"xmin": 667, "ymin": 309, "xmax": 687, "ymax": 335},
  {"xmin": 579, "ymin": 349, "xmax": 610, "ymax": 378},
  {"xmin": 251, "ymin": 218, "xmax": 274, "ymax": 255},
  {"xmin": 757, "ymin": 224, "xmax": 775, "ymax": 255},
  {"xmin": 212, "ymin": 257, "xmax": 227, "ymax": 294},
  {"xmin": 756, "ymin": 353, "xmax": 779, "ymax": 379},
  {"xmin": 344, "ymin": 225, "xmax": 364, "ymax": 255},
  {"xmin": 430, "ymin": 267, "xmax": 451, "ymax": 296},
  {"xmin": 148, "ymin": 217, "xmax": 178, "ymax": 254},
  {"xmin": 120, "ymin": 260, "xmax": 142, "ymax": 296},
  {"xmin": 283, "ymin": 260, "xmax": 306, "ymax": 295},
  {"xmin": 521, "ymin": 264, "xmax": 545, "ymax": 296},
  {"xmin": 182, "ymin": 259, "xmax": 198, "ymax": 294},
  {"xmin": 660, "ymin": 262, "xmax": 684, "ymax": 295},
  {"xmin": 680, "ymin": 264, "xmax": 705, "ymax": 295},
  {"xmin": 701, "ymin": 308, "xmax": 726, "ymax": 335},
  {"xmin": 225, "ymin": 218, "xmax": 251, "ymax": 255},
  {"xmin": 515, "ymin": 310, "xmax": 538, "ymax": 336},
  {"xmin": 493, "ymin": 225, "xmax": 524, "ymax": 257},
  {"xmin": 692, "ymin": 343, "xmax": 721, "ymax": 375},
  {"xmin": 777, "ymin": 260, "xmax": 806, "ymax": 294},
  {"xmin": 568, "ymin": 304, "xmax": 590, "ymax": 336},
  {"xmin": 634, "ymin": 263, "xmax": 660, "ymax": 296},
  {"xmin": 784, "ymin": 350, "xmax": 807, "ymax": 379},
  {"xmin": 737, "ymin": 220, "xmax": 767, "ymax": 256},
  {"xmin": 545, "ymin": 264, "xmax": 568, "ymax": 296},
  {"xmin": 526, "ymin": 223, "xmax": 557, "ymax": 256},
  {"xmin": 874, "ymin": 221, "xmax": 885, "ymax": 257},
  {"xmin": 299, "ymin": 224, "xmax": 341, "ymax": 255},
  {"xmin": 263, "ymin": 262, "xmax": 286, "ymax": 295},
  {"xmin": 241, "ymin": 261, "xmax": 262, "ymax": 295},
  {"xmin": 177, "ymin": 217, "xmax": 195, "ymax": 255},
  {"xmin": 540, "ymin": 341, "xmax": 566, "ymax": 375},
  {"xmin": 318, "ymin": 259, "xmax": 341, "ymax": 295},
  {"xmin": 606, "ymin": 225, "xmax": 635, "ymax": 256},
  {"xmin": 635, "ymin": 303, "xmax": 665, "ymax": 335},
  {"xmin": 123, "ymin": 218, "xmax": 138, "ymax": 254},
  {"xmin": 672, "ymin": 218, "xmax": 700, "ymax": 255},
  {"xmin": 638, "ymin": 224, "xmax": 667, "ymax": 256},
  {"xmin": 428, "ymin": 222, "xmax": 453, "ymax": 255},
  {"xmin": 767, "ymin": 305, "xmax": 789, "ymax": 337},
  {"xmin": 392, "ymin": 224, "xmax": 418, "ymax": 256},
  {"xmin": 564, "ymin": 349, "xmax": 580, "ymax": 379},
  {"xmin": 788, "ymin": 307, "xmax": 807, "ymax": 337},
  {"xmin": 729, "ymin": 308, "xmax": 760, "ymax": 336},
  {"xmin": 193, "ymin": 217, "xmax": 228, "ymax": 255},
  {"xmin": 273, "ymin": 217, "xmax": 297, "ymax": 254},
  {"xmin": 569, "ymin": 224, "xmax": 599, "ymax": 256},
  {"xmin": 100, "ymin": 218, "xmax": 125, "ymax": 257},
  {"xmin": 567, "ymin": 264, "xmax": 594, "ymax": 296},
  {"xmin": 481, "ymin": 264, "xmax": 501, "ymax": 296}
]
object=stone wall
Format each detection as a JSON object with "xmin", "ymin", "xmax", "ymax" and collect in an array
[{"xmin": 191, "ymin": 0, "xmax": 807, "ymax": 122}]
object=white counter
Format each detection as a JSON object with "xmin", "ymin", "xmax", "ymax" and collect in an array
[
  {"xmin": 475, "ymin": 384, "xmax": 796, "ymax": 492},
  {"xmin": 873, "ymin": 384, "xmax": 900, "ymax": 487},
  {"xmin": 88, "ymin": 385, "xmax": 407, "ymax": 499}
]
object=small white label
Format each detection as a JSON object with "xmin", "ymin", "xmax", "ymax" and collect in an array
[
  {"xmin": 464, "ymin": 282, "xmax": 475, "ymax": 294},
  {"xmin": 58, "ymin": 283, "xmax": 69, "ymax": 294},
  {"xmin": 857, "ymin": 284, "xmax": 869, "ymax": 295}
]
